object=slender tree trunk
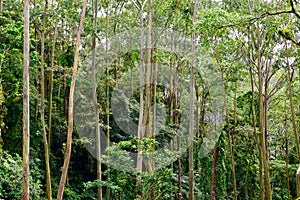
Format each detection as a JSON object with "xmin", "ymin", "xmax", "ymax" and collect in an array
[
  {"xmin": 188, "ymin": 1, "xmax": 199, "ymax": 199},
  {"xmin": 56, "ymin": 1, "xmax": 87, "ymax": 199},
  {"xmin": 136, "ymin": 3, "xmax": 145, "ymax": 193},
  {"xmin": 40, "ymin": 1, "xmax": 52, "ymax": 199},
  {"xmin": 48, "ymin": 22, "xmax": 57, "ymax": 147},
  {"xmin": 283, "ymin": 97, "xmax": 290, "ymax": 200},
  {"xmin": 173, "ymin": 62, "xmax": 181, "ymax": 200},
  {"xmin": 144, "ymin": 0, "xmax": 153, "ymax": 173},
  {"xmin": 104, "ymin": 6, "xmax": 111, "ymax": 198},
  {"xmin": 285, "ymin": 42, "xmax": 300, "ymax": 196},
  {"xmin": 210, "ymin": 146, "xmax": 219, "ymax": 200},
  {"xmin": 92, "ymin": 0, "xmax": 102, "ymax": 199},
  {"xmin": 248, "ymin": 27, "xmax": 264, "ymax": 199},
  {"xmin": 195, "ymin": 85, "xmax": 199, "ymax": 140},
  {"xmin": 169, "ymin": 29, "xmax": 175, "ymax": 200},
  {"xmin": 22, "ymin": 0, "xmax": 30, "ymax": 199},
  {"xmin": 249, "ymin": 66, "xmax": 264, "ymax": 199},
  {"xmin": 150, "ymin": 54, "xmax": 157, "ymax": 172},
  {"xmin": 220, "ymin": 69, "xmax": 237, "ymax": 200},
  {"xmin": 63, "ymin": 71, "xmax": 67, "ymax": 116},
  {"xmin": 257, "ymin": 19, "xmax": 272, "ymax": 200}
]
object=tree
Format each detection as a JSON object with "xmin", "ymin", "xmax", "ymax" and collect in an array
[
  {"xmin": 39, "ymin": 0, "xmax": 52, "ymax": 199},
  {"xmin": 91, "ymin": 0, "xmax": 102, "ymax": 199},
  {"xmin": 136, "ymin": 0, "xmax": 146, "ymax": 193},
  {"xmin": 22, "ymin": 0, "xmax": 30, "ymax": 199},
  {"xmin": 188, "ymin": 1, "xmax": 199, "ymax": 199},
  {"xmin": 56, "ymin": 0, "xmax": 87, "ymax": 199}
]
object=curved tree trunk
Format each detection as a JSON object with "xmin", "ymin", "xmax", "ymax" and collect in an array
[{"xmin": 56, "ymin": 1, "xmax": 87, "ymax": 199}]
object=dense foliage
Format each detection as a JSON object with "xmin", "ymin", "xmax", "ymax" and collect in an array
[{"xmin": 0, "ymin": 0, "xmax": 300, "ymax": 199}]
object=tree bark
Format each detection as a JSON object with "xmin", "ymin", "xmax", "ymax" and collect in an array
[
  {"xmin": 22, "ymin": 0, "xmax": 30, "ymax": 199},
  {"xmin": 144, "ymin": 0, "xmax": 153, "ymax": 173},
  {"xmin": 56, "ymin": 1, "xmax": 87, "ymax": 199},
  {"xmin": 92, "ymin": 0, "xmax": 102, "ymax": 199},
  {"xmin": 210, "ymin": 146, "xmax": 219, "ymax": 200},
  {"xmin": 40, "ymin": 1, "xmax": 52, "ymax": 199}
]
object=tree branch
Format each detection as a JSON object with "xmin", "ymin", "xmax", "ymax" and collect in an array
[
  {"xmin": 278, "ymin": 29, "xmax": 300, "ymax": 46},
  {"xmin": 290, "ymin": 0, "xmax": 300, "ymax": 19}
]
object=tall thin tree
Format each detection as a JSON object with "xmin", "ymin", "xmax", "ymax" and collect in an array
[
  {"xmin": 22, "ymin": 0, "xmax": 30, "ymax": 199},
  {"xmin": 135, "ymin": 0, "xmax": 146, "ymax": 193},
  {"xmin": 40, "ymin": 0, "xmax": 52, "ymax": 199},
  {"xmin": 189, "ymin": 1, "xmax": 199, "ymax": 199},
  {"xmin": 56, "ymin": 1, "xmax": 87, "ymax": 199},
  {"xmin": 256, "ymin": 15, "xmax": 272, "ymax": 200},
  {"xmin": 285, "ymin": 41, "xmax": 300, "ymax": 196},
  {"xmin": 92, "ymin": 0, "xmax": 102, "ymax": 199},
  {"xmin": 144, "ymin": 0, "xmax": 153, "ymax": 173}
]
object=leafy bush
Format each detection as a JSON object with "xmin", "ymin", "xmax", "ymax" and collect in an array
[{"xmin": 0, "ymin": 151, "xmax": 44, "ymax": 199}]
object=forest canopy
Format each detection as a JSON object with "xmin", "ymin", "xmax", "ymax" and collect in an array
[{"xmin": 0, "ymin": 0, "xmax": 300, "ymax": 199}]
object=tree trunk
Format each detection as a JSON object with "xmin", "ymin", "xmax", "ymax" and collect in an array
[
  {"xmin": 150, "ymin": 55, "xmax": 157, "ymax": 172},
  {"xmin": 257, "ymin": 19, "xmax": 272, "ymax": 200},
  {"xmin": 174, "ymin": 62, "xmax": 181, "ymax": 200},
  {"xmin": 248, "ymin": 28, "xmax": 264, "ymax": 199},
  {"xmin": 104, "ymin": 6, "xmax": 111, "ymax": 198},
  {"xmin": 285, "ymin": 42, "xmax": 300, "ymax": 196},
  {"xmin": 56, "ymin": 1, "xmax": 87, "ymax": 199},
  {"xmin": 249, "ymin": 66, "xmax": 264, "ymax": 199},
  {"xmin": 283, "ymin": 96, "xmax": 291, "ymax": 200},
  {"xmin": 220, "ymin": 69, "xmax": 237, "ymax": 200},
  {"xmin": 136, "ymin": 3, "xmax": 145, "ymax": 193},
  {"xmin": 48, "ymin": 22, "xmax": 57, "ymax": 147},
  {"xmin": 92, "ymin": 0, "xmax": 102, "ymax": 199},
  {"xmin": 144, "ymin": 0, "xmax": 153, "ymax": 173},
  {"xmin": 22, "ymin": 0, "xmax": 30, "ymax": 199},
  {"xmin": 40, "ymin": 1, "xmax": 52, "ymax": 199},
  {"xmin": 188, "ymin": 1, "xmax": 199, "ymax": 199},
  {"xmin": 210, "ymin": 146, "xmax": 219, "ymax": 200},
  {"xmin": 62, "ymin": 39, "xmax": 67, "ymax": 116}
]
